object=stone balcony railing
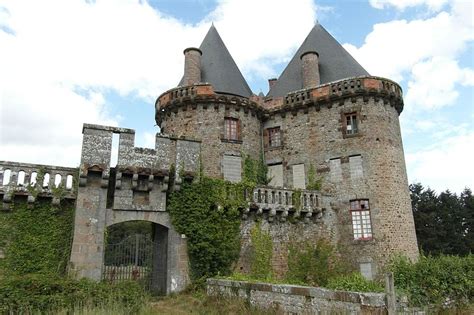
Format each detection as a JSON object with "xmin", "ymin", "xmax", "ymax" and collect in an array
[
  {"xmin": 243, "ymin": 186, "xmax": 324, "ymax": 223},
  {"xmin": 0, "ymin": 161, "xmax": 77, "ymax": 210}
]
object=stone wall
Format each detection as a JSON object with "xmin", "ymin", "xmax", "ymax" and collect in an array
[
  {"xmin": 263, "ymin": 94, "xmax": 418, "ymax": 277},
  {"xmin": 207, "ymin": 279, "xmax": 387, "ymax": 314},
  {"xmin": 69, "ymin": 124, "xmax": 198, "ymax": 294}
]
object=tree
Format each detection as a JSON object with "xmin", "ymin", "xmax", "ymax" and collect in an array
[{"xmin": 410, "ymin": 183, "xmax": 472, "ymax": 256}]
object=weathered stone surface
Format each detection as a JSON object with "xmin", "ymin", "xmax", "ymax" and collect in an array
[{"xmin": 207, "ymin": 279, "xmax": 387, "ymax": 314}]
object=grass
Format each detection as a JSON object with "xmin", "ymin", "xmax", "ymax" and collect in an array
[{"xmin": 50, "ymin": 290, "xmax": 277, "ymax": 315}]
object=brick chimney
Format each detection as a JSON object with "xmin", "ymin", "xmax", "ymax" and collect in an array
[
  {"xmin": 268, "ymin": 78, "xmax": 277, "ymax": 90},
  {"xmin": 183, "ymin": 47, "xmax": 202, "ymax": 85},
  {"xmin": 300, "ymin": 51, "xmax": 320, "ymax": 88}
]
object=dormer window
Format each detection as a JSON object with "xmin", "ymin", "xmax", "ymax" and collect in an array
[
  {"xmin": 224, "ymin": 117, "xmax": 239, "ymax": 141},
  {"xmin": 345, "ymin": 113, "xmax": 358, "ymax": 135}
]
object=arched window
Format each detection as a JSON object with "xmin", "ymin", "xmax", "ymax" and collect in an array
[
  {"xmin": 66, "ymin": 175, "xmax": 73, "ymax": 190},
  {"xmin": 17, "ymin": 170, "xmax": 26, "ymax": 186},
  {"xmin": 54, "ymin": 174, "xmax": 62, "ymax": 188},
  {"xmin": 2, "ymin": 169, "xmax": 11, "ymax": 185},
  {"xmin": 30, "ymin": 172, "xmax": 38, "ymax": 186},
  {"xmin": 43, "ymin": 173, "xmax": 50, "ymax": 188}
]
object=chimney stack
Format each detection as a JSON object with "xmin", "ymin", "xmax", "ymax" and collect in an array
[
  {"xmin": 300, "ymin": 51, "xmax": 320, "ymax": 88},
  {"xmin": 268, "ymin": 78, "xmax": 277, "ymax": 90},
  {"xmin": 183, "ymin": 47, "xmax": 202, "ymax": 85}
]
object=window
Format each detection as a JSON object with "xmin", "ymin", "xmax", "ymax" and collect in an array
[
  {"xmin": 268, "ymin": 127, "xmax": 281, "ymax": 147},
  {"xmin": 345, "ymin": 113, "xmax": 358, "ymax": 135},
  {"xmin": 224, "ymin": 118, "xmax": 239, "ymax": 141},
  {"xmin": 222, "ymin": 155, "xmax": 242, "ymax": 183},
  {"xmin": 350, "ymin": 199, "xmax": 372, "ymax": 240}
]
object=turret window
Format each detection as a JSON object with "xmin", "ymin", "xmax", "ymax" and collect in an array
[
  {"xmin": 224, "ymin": 117, "xmax": 239, "ymax": 141},
  {"xmin": 344, "ymin": 112, "xmax": 358, "ymax": 135},
  {"xmin": 350, "ymin": 199, "xmax": 372, "ymax": 240}
]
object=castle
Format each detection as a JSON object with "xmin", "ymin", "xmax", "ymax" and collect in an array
[{"xmin": 0, "ymin": 24, "xmax": 419, "ymax": 294}]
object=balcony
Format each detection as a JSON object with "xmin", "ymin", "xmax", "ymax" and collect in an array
[{"xmin": 243, "ymin": 186, "xmax": 324, "ymax": 223}]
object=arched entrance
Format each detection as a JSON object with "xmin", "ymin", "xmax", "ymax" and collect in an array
[{"xmin": 102, "ymin": 220, "xmax": 168, "ymax": 295}]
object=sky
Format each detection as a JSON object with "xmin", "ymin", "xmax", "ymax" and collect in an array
[{"xmin": 0, "ymin": 0, "xmax": 473, "ymax": 194}]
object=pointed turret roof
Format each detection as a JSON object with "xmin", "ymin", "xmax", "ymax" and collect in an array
[
  {"xmin": 267, "ymin": 24, "xmax": 369, "ymax": 98},
  {"xmin": 179, "ymin": 25, "xmax": 253, "ymax": 97}
]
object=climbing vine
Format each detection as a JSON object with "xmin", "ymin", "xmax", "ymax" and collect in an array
[
  {"xmin": 307, "ymin": 163, "xmax": 322, "ymax": 190},
  {"xmin": 0, "ymin": 199, "xmax": 75, "ymax": 276},
  {"xmin": 243, "ymin": 153, "xmax": 269, "ymax": 186},
  {"xmin": 167, "ymin": 177, "xmax": 250, "ymax": 282},
  {"xmin": 249, "ymin": 223, "xmax": 273, "ymax": 280}
]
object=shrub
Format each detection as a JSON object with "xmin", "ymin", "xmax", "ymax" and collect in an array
[
  {"xmin": 389, "ymin": 254, "xmax": 474, "ymax": 307},
  {"xmin": 0, "ymin": 274, "xmax": 147, "ymax": 313},
  {"xmin": 327, "ymin": 273, "xmax": 384, "ymax": 293},
  {"xmin": 286, "ymin": 239, "xmax": 349, "ymax": 287}
]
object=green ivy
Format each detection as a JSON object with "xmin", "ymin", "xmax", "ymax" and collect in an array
[
  {"xmin": 307, "ymin": 163, "xmax": 322, "ymax": 191},
  {"xmin": 167, "ymin": 177, "xmax": 249, "ymax": 283},
  {"xmin": 249, "ymin": 223, "xmax": 273, "ymax": 280},
  {"xmin": 286, "ymin": 239, "xmax": 349, "ymax": 287},
  {"xmin": 243, "ymin": 153, "xmax": 269, "ymax": 186},
  {"xmin": 0, "ymin": 199, "xmax": 75, "ymax": 276},
  {"xmin": 327, "ymin": 273, "xmax": 384, "ymax": 293},
  {"xmin": 292, "ymin": 189, "xmax": 302, "ymax": 210}
]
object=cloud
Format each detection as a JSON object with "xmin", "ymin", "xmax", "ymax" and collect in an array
[
  {"xmin": 0, "ymin": 0, "xmax": 318, "ymax": 167},
  {"xmin": 405, "ymin": 57, "xmax": 474, "ymax": 110},
  {"xmin": 369, "ymin": 0, "xmax": 449, "ymax": 11},
  {"xmin": 406, "ymin": 129, "xmax": 474, "ymax": 193}
]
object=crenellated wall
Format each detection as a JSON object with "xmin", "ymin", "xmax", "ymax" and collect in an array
[{"xmin": 69, "ymin": 124, "xmax": 200, "ymax": 294}]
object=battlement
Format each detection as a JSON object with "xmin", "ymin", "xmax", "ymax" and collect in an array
[
  {"xmin": 0, "ymin": 161, "xmax": 77, "ymax": 209},
  {"xmin": 80, "ymin": 124, "xmax": 200, "ymax": 211},
  {"xmin": 268, "ymin": 76, "xmax": 403, "ymax": 114},
  {"xmin": 155, "ymin": 83, "xmax": 265, "ymax": 125},
  {"xmin": 155, "ymin": 76, "xmax": 404, "ymax": 127}
]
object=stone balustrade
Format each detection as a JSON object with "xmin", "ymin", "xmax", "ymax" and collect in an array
[
  {"xmin": 0, "ymin": 161, "xmax": 77, "ymax": 209},
  {"xmin": 243, "ymin": 186, "xmax": 323, "ymax": 222}
]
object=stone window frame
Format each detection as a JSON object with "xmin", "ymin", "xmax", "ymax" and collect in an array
[
  {"xmin": 263, "ymin": 125, "xmax": 283, "ymax": 150},
  {"xmin": 343, "ymin": 112, "xmax": 358, "ymax": 136},
  {"xmin": 340, "ymin": 106, "xmax": 363, "ymax": 139},
  {"xmin": 350, "ymin": 199, "xmax": 373, "ymax": 240},
  {"xmin": 268, "ymin": 127, "xmax": 282, "ymax": 148},
  {"xmin": 222, "ymin": 117, "xmax": 242, "ymax": 143}
]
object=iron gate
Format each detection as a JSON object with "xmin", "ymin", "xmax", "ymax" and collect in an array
[{"xmin": 102, "ymin": 234, "xmax": 156, "ymax": 290}]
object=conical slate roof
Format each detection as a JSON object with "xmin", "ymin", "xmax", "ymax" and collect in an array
[
  {"xmin": 267, "ymin": 24, "xmax": 369, "ymax": 98},
  {"xmin": 179, "ymin": 25, "xmax": 253, "ymax": 97}
]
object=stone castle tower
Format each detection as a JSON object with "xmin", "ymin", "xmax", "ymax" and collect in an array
[
  {"xmin": 0, "ymin": 23, "xmax": 419, "ymax": 294},
  {"xmin": 156, "ymin": 24, "xmax": 419, "ymax": 279}
]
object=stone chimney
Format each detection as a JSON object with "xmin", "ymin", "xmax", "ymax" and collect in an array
[
  {"xmin": 268, "ymin": 78, "xmax": 277, "ymax": 90},
  {"xmin": 183, "ymin": 47, "xmax": 202, "ymax": 85},
  {"xmin": 300, "ymin": 51, "xmax": 320, "ymax": 88}
]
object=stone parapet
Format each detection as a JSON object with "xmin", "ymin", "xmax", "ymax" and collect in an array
[
  {"xmin": 207, "ymin": 279, "xmax": 387, "ymax": 314},
  {"xmin": 156, "ymin": 76, "xmax": 404, "ymax": 127},
  {"xmin": 243, "ymin": 186, "xmax": 328, "ymax": 223},
  {"xmin": 0, "ymin": 161, "xmax": 77, "ymax": 209}
]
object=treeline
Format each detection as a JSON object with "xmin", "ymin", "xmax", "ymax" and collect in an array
[{"xmin": 410, "ymin": 183, "xmax": 473, "ymax": 256}]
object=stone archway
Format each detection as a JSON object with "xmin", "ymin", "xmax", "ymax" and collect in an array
[{"xmin": 103, "ymin": 220, "xmax": 168, "ymax": 295}]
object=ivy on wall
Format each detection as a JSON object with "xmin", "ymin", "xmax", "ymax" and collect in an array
[
  {"xmin": 168, "ymin": 177, "xmax": 248, "ymax": 282},
  {"xmin": 249, "ymin": 223, "xmax": 273, "ymax": 280},
  {"xmin": 0, "ymin": 199, "xmax": 75, "ymax": 276}
]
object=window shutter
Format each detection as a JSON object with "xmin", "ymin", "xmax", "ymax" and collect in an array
[{"xmin": 237, "ymin": 119, "xmax": 242, "ymax": 141}]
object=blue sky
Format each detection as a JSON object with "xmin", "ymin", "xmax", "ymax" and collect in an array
[{"xmin": 0, "ymin": 0, "xmax": 473, "ymax": 193}]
